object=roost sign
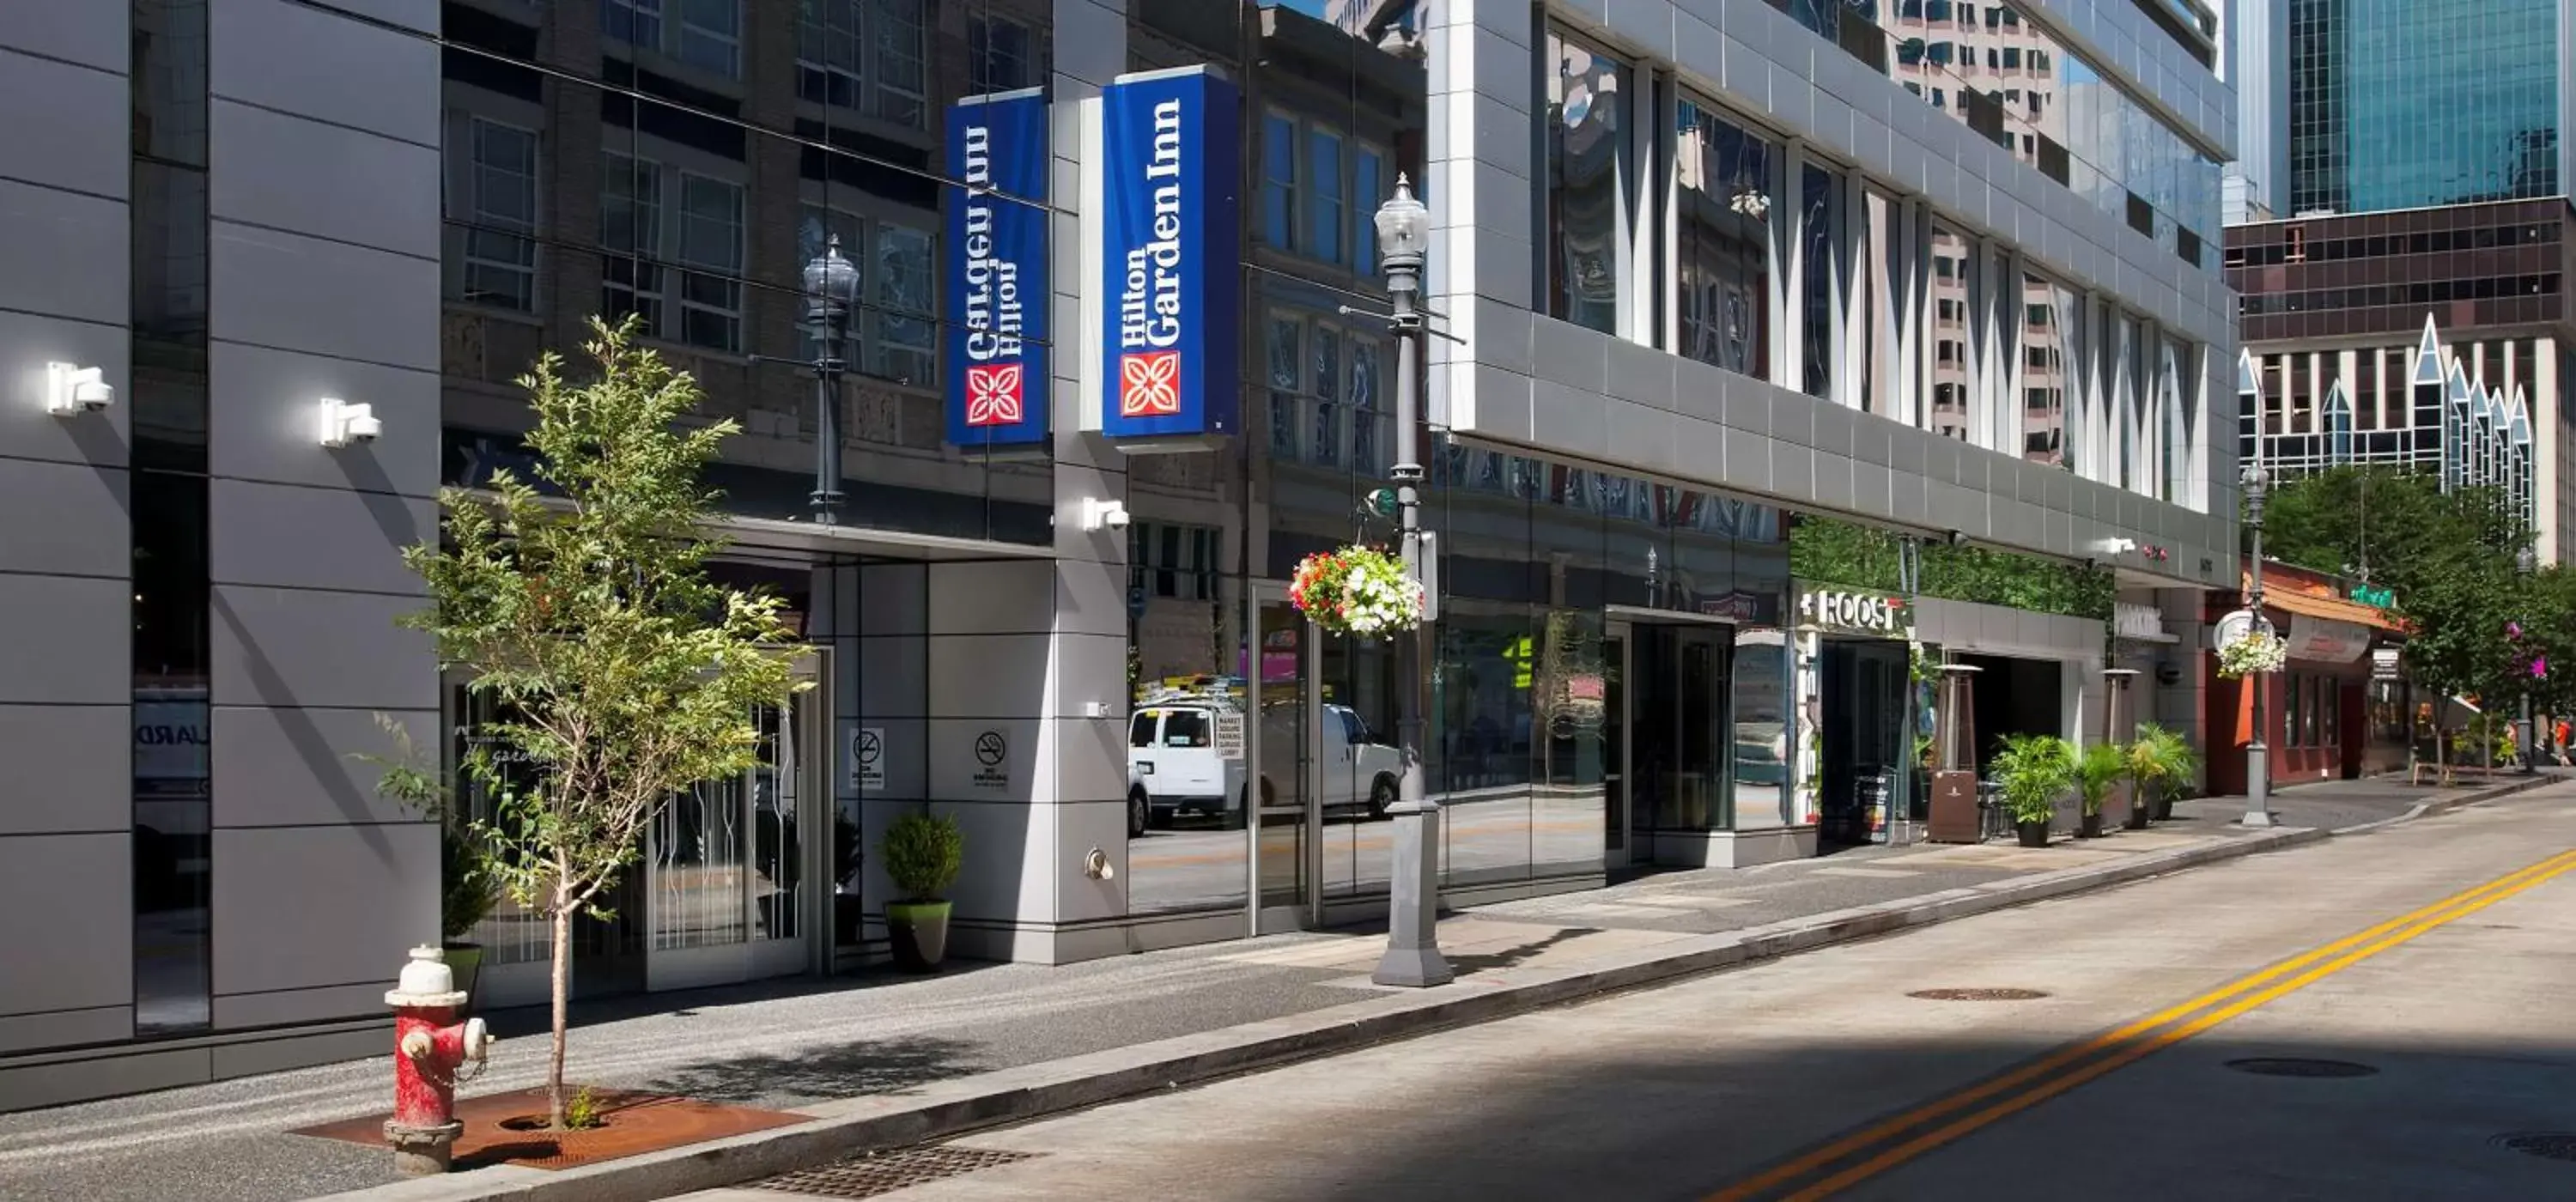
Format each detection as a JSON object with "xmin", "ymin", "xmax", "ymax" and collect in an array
[{"xmin": 1799, "ymin": 587, "xmax": 1908, "ymax": 635}]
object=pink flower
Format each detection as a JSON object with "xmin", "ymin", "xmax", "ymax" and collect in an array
[
  {"xmin": 2534, "ymin": 657, "xmax": 2549, "ymax": 679},
  {"xmin": 2508, "ymin": 622, "xmax": 2524, "ymax": 639}
]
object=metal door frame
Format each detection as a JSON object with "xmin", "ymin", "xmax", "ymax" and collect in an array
[{"xmin": 1245, "ymin": 580, "xmax": 1324, "ymax": 934}]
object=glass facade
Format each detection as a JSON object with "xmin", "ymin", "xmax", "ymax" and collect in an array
[
  {"xmin": 439, "ymin": 0, "xmax": 1049, "ymax": 548},
  {"xmin": 1871, "ymin": 2, "xmax": 2221, "ymax": 270},
  {"xmin": 1515, "ymin": 18, "xmax": 2212, "ymax": 495},
  {"xmin": 2292, "ymin": 0, "xmax": 2561, "ymax": 215}
]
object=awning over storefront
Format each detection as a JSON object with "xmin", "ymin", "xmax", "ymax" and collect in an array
[{"xmin": 2236, "ymin": 576, "xmax": 2411, "ymax": 635}]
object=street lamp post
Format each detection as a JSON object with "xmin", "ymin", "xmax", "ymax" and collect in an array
[
  {"xmin": 1371, "ymin": 177, "xmax": 1452, "ymax": 989},
  {"xmin": 800, "ymin": 234, "xmax": 860, "ymax": 525},
  {"xmin": 2518, "ymin": 543, "xmax": 2537, "ymax": 774},
  {"xmin": 2242, "ymin": 461, "xmax": 2275, "ymax": 828}
]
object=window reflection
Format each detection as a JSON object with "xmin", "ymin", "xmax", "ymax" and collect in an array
[
  {"xmin": 1676, "ymin": 97, "xmax": 1771, "ymax": 379},
  {"xmin": 1126, "ymin": 536, "xmax": 1246, "ymax": 914},
  {"xmin": 1928, "ymin": 223, "xmax": 1972, "ymax": 440},
  {"xmin": 1544, "ymin": 28, "xmax": 1629, "ymax": 334},
  {"xmin": 1801, "ymin": 164, "xmax": 1838, "ymax": 399}
]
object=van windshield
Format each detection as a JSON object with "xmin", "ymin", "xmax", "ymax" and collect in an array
[{"xmin": 1130, "ymin": 712, "xmax": 1158, "ymax": 748}]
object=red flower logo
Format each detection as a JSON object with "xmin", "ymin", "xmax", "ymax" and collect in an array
[
  {"xmin": 1119, "ymin": 351, "xmax": 1182, "ymax": 417},
  {"xmin": 964, "ymin": 364, "xmax": 1024, "ymax": 427}
]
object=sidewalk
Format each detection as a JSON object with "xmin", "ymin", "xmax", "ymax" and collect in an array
[{"xmin": 0, "ymin": 775, "xmax": 2535, "ymax": 1202}]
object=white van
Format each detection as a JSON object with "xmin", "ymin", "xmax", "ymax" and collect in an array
[{"xmin": 1127, "ymin": 700, "xmax": 1404, "ymax": 836}]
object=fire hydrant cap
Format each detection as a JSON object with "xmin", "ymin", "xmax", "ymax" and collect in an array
[{"xmin": 386, "ymin": 944, "xmax": 468, "ymax": 1008}]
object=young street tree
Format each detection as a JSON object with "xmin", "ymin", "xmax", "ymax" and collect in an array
[{"xmin": 383, "ymin": 317, "xmax": 802, "ymax": 1128}]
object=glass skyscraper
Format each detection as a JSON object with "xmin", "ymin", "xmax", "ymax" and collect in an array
[{"xmin": 2287, "ymin": 0, "xmax": 2562, "ymax": 216}]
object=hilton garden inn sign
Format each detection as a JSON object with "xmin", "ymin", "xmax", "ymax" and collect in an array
[
  {"xmin": 944, "ymin": 88, "xmax": 1049, "ymax": 447},
  {"xmin": 1098, "ymin": 67, "xmax": 1242, "ymax": 442}
]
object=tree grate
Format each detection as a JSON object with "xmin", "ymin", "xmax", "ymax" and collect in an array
[
  {"xmin": 1907, "ymin": 987, "xmax": 2050, "ymax": 1001},
  {"xmin": 2224, "ymin": 1058, "xmax": 2379, "ymax": 1078},
  {"xmin": 2494, "ymin": 1132, "xmax": 2576, "ymax": 1163},
  {"xmin": 756, "ymin": 1146, "xmax": 1042, "ymax": 1198}
]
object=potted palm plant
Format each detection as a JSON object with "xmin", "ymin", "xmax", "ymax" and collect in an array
[
  {"xmin": 2073, "ymin": 741, "xmax": 2125, "ymax": 839},
  {"xmin": 1992, "ymin": 734, "xmax": 2075, "ymax": 848},
  {"xmin": 881, "ymin": 811, "xmax": 964, "ymax": 972},
  {"xmin": 2127, "ymin": 723, "xmax": 2199, "ymax": 823}
]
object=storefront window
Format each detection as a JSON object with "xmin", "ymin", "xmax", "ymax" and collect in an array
[{"xmin": 1542, "ymin": 27, "xmax": 1630, "ymax": 334}]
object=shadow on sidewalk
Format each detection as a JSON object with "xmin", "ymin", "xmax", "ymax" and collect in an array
[
  {"xmin": 639, "ymin": 1034, "xmax": 988, "ymax": 1103},
  {"xmin": 473, "ymin": 960, "xmax": 1026, "ymax": 1043}
]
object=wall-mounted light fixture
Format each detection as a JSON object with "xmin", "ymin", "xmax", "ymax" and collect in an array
[
  {"xmin": 1078, "ymin": 496, "xmax": 1130, "ymax": 531},
  {"xmin": 45, "ymin": 362, "xmax": 112, "ymax": 416},
  {"xmin": 318, "ymin": 398, "xmax": 381, "ymax": 448}
]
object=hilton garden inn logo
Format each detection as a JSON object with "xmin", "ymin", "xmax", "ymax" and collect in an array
[
  {"xmin": 959, "ymin": 124, "xmax": 1029, "ymax": 427},
  {"xmin": 1115, "ymin": 97, "xmax": 1188, "ymax": 419}
]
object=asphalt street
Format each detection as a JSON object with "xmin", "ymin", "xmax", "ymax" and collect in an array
[{"xmin": 699, "ymin": 782, "xmax": 2576, "ymax": 1202}]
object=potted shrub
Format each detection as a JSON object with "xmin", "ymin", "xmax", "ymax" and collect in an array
[
  {"xmin": 1991, "ymin": 734, "xmax": 2075, "ymax": 848},
  {"xmin": 881, "ymin": 811, "xmax": 964, "ymax": 972},
  {"xmin": 2073, "ymin": 741, "xmax": 2124, "ymax": 839},
  {"xmin": 438, "ymin": 819, "xmax": 501, "ymax": 1003}
]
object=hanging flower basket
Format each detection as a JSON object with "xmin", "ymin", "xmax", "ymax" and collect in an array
[
  {"xmin": 1290, "ymin": 545, "xmax": 1425, "ymax": 637},
  {"xmin": 2215, "ymin": 629, "xmax": 2287, "ymax": 678}
]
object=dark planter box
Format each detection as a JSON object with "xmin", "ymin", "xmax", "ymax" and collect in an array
[{"xmin": 2015, "ymin": 820, "xmax": 2051, "ymax": 848}]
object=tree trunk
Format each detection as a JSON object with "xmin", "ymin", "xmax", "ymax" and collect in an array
[{"xmin": 548, "ymin": 901, "xmax": 572, "ymax": 1130}]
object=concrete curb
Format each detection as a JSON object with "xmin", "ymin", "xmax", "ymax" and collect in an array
[
  {"xmin": 2329, "ymin": 773, "xmax": 2560, "ymax": 835},
  {"xmin": 323, "ymin": 826, "xmax": 2328, "ymax": 1202}
]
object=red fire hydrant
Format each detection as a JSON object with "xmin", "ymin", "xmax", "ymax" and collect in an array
[{"xmin": 384, "ymin": 944, "xmax": 494, "ymax": 1175}]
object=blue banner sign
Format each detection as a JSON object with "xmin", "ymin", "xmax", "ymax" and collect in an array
[
  {"xmin": 1098, "ymin": 67, "xmax": 1242, "ymax": 441},
  {"xmin": 945, "ymin": 88, "xmax": 1050, "ymax": 448}
]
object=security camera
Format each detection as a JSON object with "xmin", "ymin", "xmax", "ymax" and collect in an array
[
  {"xmin": 345, "ymin": 412, "xmax": 383, "ymax": 442},
  {"xmin": 1103, "ymin": 506, "xmax": 1131, "ymax": 528},
  {"xmin": 45, "ymin": 362, "xmax": 112, "ymax": 415}
]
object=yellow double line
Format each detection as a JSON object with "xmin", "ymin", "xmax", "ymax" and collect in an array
[{"xmin": 1707, "ymin": 847, "xmax": 2576, "ymax": 1201}]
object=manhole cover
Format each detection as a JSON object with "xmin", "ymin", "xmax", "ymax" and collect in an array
[
  {"xmin": 2224, "ymin": 1058, "xmax": 2379, "ymax": 1078},
  {"xmin": 759, "ymin": 1147, "xmax": 1042, "ymax": 1199},
  {"xmin": 2494, "ymin": 1132, "xmax": 2576, "ymax": 1163},
  {"xmin": 1907, "ymin": 987, "xmax": 2050, "ymax": 1001}
]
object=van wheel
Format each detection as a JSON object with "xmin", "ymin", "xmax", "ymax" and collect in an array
[
  {"xmin": 1368, "ymin": 775, "xmax": 1398, "ymax": 820},
  {"xmin": 1127, "ymin": 790, "xmax": 1150, "ymax": 838}
]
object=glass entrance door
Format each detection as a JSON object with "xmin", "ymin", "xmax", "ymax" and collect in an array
[
  {"xmin": 647, "ymin": 653, "xmax": 828, "ymax": 992},
  {"xmin": 1628, "ymin": 623, "xmax": 1736, "ymax": 855}
]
